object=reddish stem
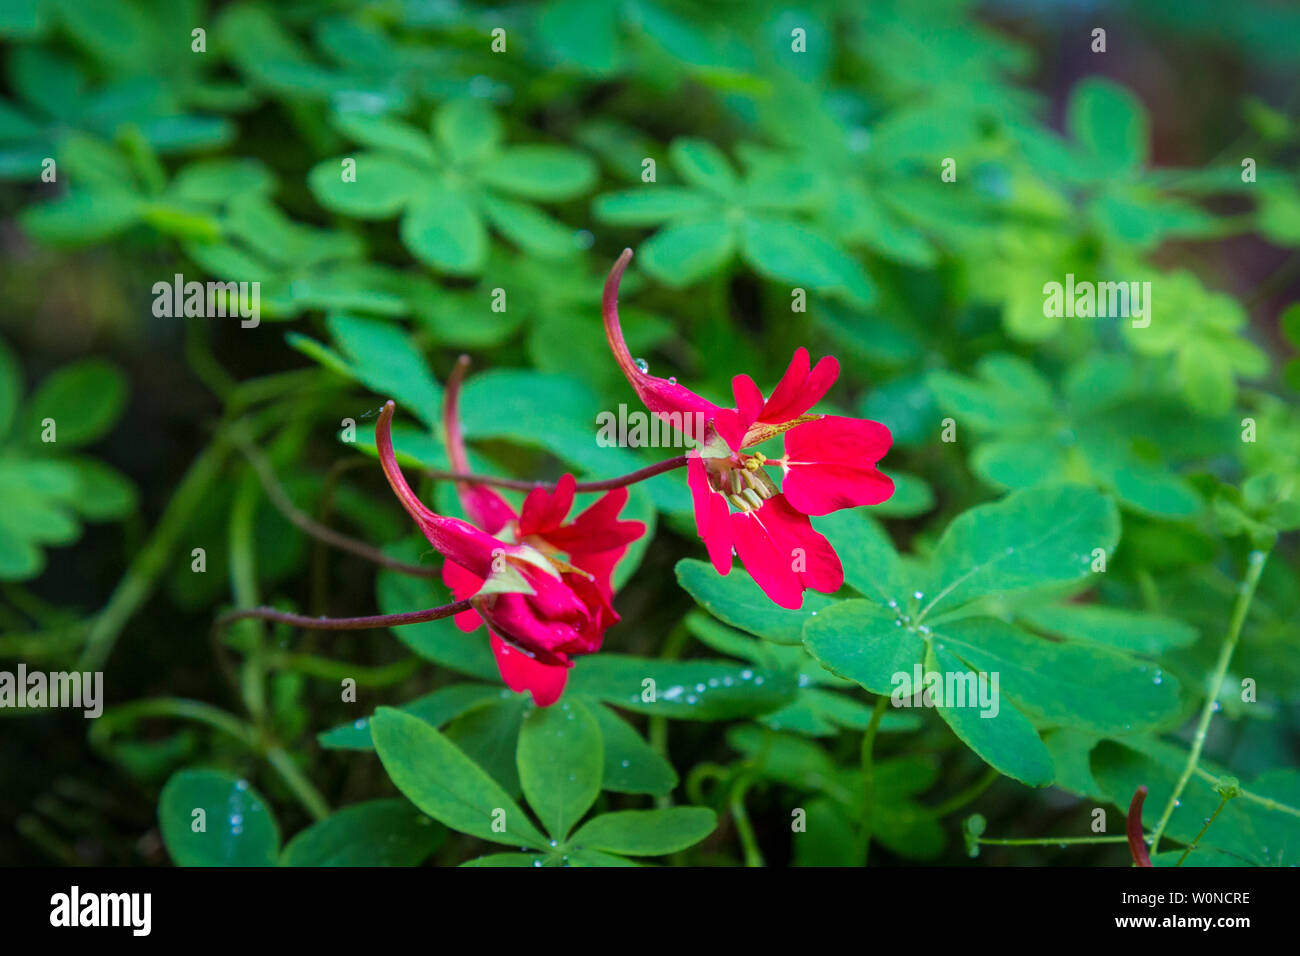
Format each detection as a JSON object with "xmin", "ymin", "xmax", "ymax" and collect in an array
[
  {"xmin": 1127, "ymin": 785, "xmax": 1153, "ymax": 867},
  {"xmin": 216, "ymin": 600, "xmax": 473, "ymax": 636}
]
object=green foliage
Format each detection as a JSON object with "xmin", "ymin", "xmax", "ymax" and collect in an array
[
  {"xmin": 4, "ymin": 0, "xmax": 1298, "ymax": 870},
  {"xmin": 0, "ymin": 338, "xmax": 135, "ymax": 580}
]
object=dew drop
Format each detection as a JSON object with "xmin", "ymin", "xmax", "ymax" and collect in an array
[{"xmin": 634, "ymin": 357, "xmax": 649, "ymax": 373}]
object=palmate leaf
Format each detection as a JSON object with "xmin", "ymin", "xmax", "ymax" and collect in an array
[
  {"xmin": 309, "ymin": 100, "xmax": 594, "ymax": 275},
  {"xmin": 369, "ymin": 704, "xmax": 712, "ymax": 866},
  {"xmin": 594, "ymin": 137, "xmax": 875, "ymax": 302},
  {"xmin": 798, "ymin": 486, "xmax": 1183, "ymax": 786},
  {"xmin": 0, "ymin": 342, "xmax": 135, "ymax": 580},
  {"xmin": 321, "ymin": 688, "xmax": 677, "ymax": 799},
  {"xmin": 925, "ymin": 351, "xmax": 1206, "ymax": 520}
]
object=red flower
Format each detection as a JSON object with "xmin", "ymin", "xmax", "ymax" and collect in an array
[
  {"xmin": 604, "ymin": 248, "xmax": 893, "ymax": 609},
  {"xmin": 377, "ymin": 393, "xmax": 643, "ymax": 707}
]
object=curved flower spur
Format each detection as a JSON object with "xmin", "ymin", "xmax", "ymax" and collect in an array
[
  {"xmin": 375, "ymin": 359, "xmax": 645, "ymax": 706},
  {"xmin": 603, "ymin": 248, "xmax": 895, "ymax": 609}
]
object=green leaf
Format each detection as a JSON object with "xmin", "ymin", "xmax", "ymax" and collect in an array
[
  {"xmin": 308, "ymin": 153, "xmax": 424, "ymax": 218},
  {"xmin": 66, "ymin": 457, "xmax": 136, "ymax": 520},
  {"xmin": 280, "ymin": 799, "xmax": 444, "ymax": 866},
  {"xmin": 24, "ymin": 358, "xmax": 126, "ymax": 446},
  {"xmin": 326, "ymin": 314, "xmax": 441, "ymax": 422},
  {"xmin": 932, "ymin": 616, "xmax": 1181, "ymax": 735},
  {"xmin": 925, "ymin": 484, "xmax": 1118, "ymax": 614},
  {"xmin": 639, "ymin": 218, "xmax": 736, "ymax": 286},
  {"xmin": 480, "ymin": 193, "xmax": 580, "ymax": 258},
  {"xmin": 401, "ymin": 186, "xmax": 487, "ymax": 274},
  {"xmin": 479, "ymin": 146, "xmax": 596, "ymax": 200},
  {"xmin": 536, "ymin": 0, "xmax": 619, "ymax": 74},
  {"xmin": 568, "ymin": 653, "xmax": 798, "ymax": 720},
  {"xmin": 517, "ymin": 698, "xmax": 603, "ymax": 838},
  {"xmin": 461, "ymin": 852, "xmax": 547, "ymax": 867},
  {"xmin": 158, "ymin": 769, "xmax": 279, "ymax": 866},
  {"xmin": 569, "ymin": 808, "xmax": 716, "ymax": 856},
  {"xmin": 740, "ymin": 215, "xmax": 875, "ymax": 303},
  {"xmin": 676, "ymin": 558, "xmax": 834, "ymax": 644},
  {"xmin": 332, "ymin": 112, "xmax": 436, "ymax": 166},
  {"xmin": 170, "ymin": 159, "xmax": 275, "ymax": 206},
  {"xmin": 434, "ymin": 99, "xmax": 502, "ymax": 165},
  {"xmin": 443, "ymin": 696, "xmax": 527, "ymax": 796},
  {"xmin": 670, "ymin": 138, "xmax": 737, "ymax": 195},
  {"xmin": 22, "ymin": 189, "xmax": 141, "ymax": 243},
  {"xmin": 590, "ymin": 704, "xmax": 677, "ymax": 795},
  {"xmin": 803, "ymin": 600, "xmax": 925, "ymax": 695},
  {"xmin": 1017, "ymin": 603, "xmax": 1197, "ymax": 655},
  {"xmin": 594, "ymin": 187, "xmax": 716, "ymax": 225},
  {"xmin": 369, "ymin": 707, "xmax": 547, "ymax": 848},
  {"xmin": 927, "ymin": 644, "xmax": 1054, "ymax": 787},
  {"xmin": 317, "ymin": 684, "xmax": 506, "ymax": 750},
  {"xmin": 1068, "ymin": 78, "xmax": 1148, "ymax": 177}
]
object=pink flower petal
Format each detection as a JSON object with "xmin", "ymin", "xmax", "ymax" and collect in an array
[
  {"xmin": 760, "ymin": 495, "xmax": 844, "ymax": 594},
  {"xmin": 519, "ymin": 473, "xmax": 576, "ymax": 537},
  {"xmin": 781, "ymin": 416, "xmax": 894, "ymax": 516},
  {"xmin": 732, "ymin": 374, "xmax": 764, "ymax": 426},
  {"xmin": 689, "ymin": 455, "xmax": 734, "ymax": 574},
  {"xmin": 729, "ymin": 508, "xmax": 804, "ymax": 609},
  {"xmin": 541, "ymin": 486, "xmax": 645, "ymax": 555},
  {"xmin": 490, "ymin": 632, "xmax": 570, "ymax": 707},
  {"xmin": 441, "ymin": 559, "xmax": 486, "ymax": 632},
  {"xmin": 759, "ymin": 348, "xmax": 840, "ymax": 423}
]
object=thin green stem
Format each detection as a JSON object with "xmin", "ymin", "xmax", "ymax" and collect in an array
[
  {"xmin": 1150, "ymin": 548, "xmax": 1269, "ymax": 854},
  {"xmin": 1192, "ymin": 767, "xmax": 1300, "ymax": 819},
  {"xmin": 925, "ymin": 766, "xmax": 999, "ymax": 818},
  {"xmin": 266, "ymin": 652, "xmax": 423, "ymax": 686},
  {"xmin": 90, "ymin": 697, "xmax": 261, "ymax": 751},
  {"xmin": 90, "ymin": 698, "xmax": 330, "ymax": 822},
  {"xmin": 1177, "ymin": 794, "xmax": 1231, "ymax": 866},
  {"xmin": 728, "ymin": 773, "xmax": 764, "ymax": 867},
  {"xmin": 79, "ymin": 433, "xmax": 233, "ymax": 670},
  {"xmin": 229, "ymin": 472, "xmax": 268, "ymax": 727},
  {"xmin": 264, "ymin": 745, "xmax": 330, "ymax": 821},
  {"xmin": 858, "ymin": 695, "xmax": 888, "ymax": 865}
]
